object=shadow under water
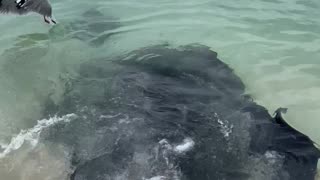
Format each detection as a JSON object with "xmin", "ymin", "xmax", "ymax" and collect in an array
[
  {"xmin": 0, "ymin": 8, "xmax": 122, "ymax": 139},
  {"xmin": 49, "ymin": 8, "xmax": 121, "ymax": 47},
  {"xmin": 41, "ymin": 44, "xmax": 320, "ymax": 180}
]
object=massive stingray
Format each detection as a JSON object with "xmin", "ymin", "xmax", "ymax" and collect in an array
[{"xmin": 42, "ymin": 44, "xmax": 320, "ymax": 180}]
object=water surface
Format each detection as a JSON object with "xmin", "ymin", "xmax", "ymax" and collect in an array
[{"xmin": 0, "ymin": 0, "xmax": 320, "ymax": 179}]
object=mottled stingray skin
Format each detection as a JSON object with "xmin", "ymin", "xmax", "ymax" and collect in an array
[{"xmin": 42, "ymin": 44, "xmax": 320, "ymax": 180}]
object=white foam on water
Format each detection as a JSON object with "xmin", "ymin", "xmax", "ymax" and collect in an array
[
  {"xmin": 264, "ymin": 151, "xmax": 283, "ymax": 164},
  {"xmin": 118, "ymin": 115, "xmax": 130, "ymax": 124},
  {"xmin": 154, "ymin": 138, "xmax": 189, "ymax": 180},
  {"xmin": 158, "ymin": 138, "xmax": 195, "ymax": 155},
  {"xmin": 265, "ymin": 151, "xmax": 277, "ymax": 159},
  {"xmin": 145, "ymin": 176, "xmax": 167, "ymax": 180},
  {"xmin": 157, "ymin": 139, "xmax": 173, "ymax": 166},
  {"xmin": 0, "ymin": 113, "xmax": 77, "ymax": 158},
  {"xmin": 100, "ymin": 113, "xmax": 122, "ymax": 119},
  {"xmin": 174, "ymin": 138, "xmax": 195, "ymax": 154},
  {"xmin": 159, "ymin": 139, "xmax": 173, "ymax": 151},
  {"xmin": 214, "ymin": 113, "xmax": 233, "ymax": 138}
]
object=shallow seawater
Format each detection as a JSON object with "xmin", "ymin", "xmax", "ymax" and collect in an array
[{"xmin": 0, "ymin": 0, "xmax": 320, "ymax": 179}]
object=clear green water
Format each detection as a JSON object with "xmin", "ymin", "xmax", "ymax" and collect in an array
[{"xmin": 0, "ymin": 0, "xmax": 320, "ymax": 179}]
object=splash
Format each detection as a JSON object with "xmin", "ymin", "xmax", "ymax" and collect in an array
[
  {"xmin": 174, "ymin": 138, "xmax": 195, "ymax": 154},
  {"xmin": 0, "ymin": 114, "xmax": 77, "ymax": 158},
  {"xmin": 145, "ymin": 176, "xmax": 167, "ymax": 180},
  {"xmin": 214, "ymin": 113, "xmax": 233, "ymax": 138},
  {"xmin": 153, "ymin": 138, "xmax": 195, "ymax": 179}
]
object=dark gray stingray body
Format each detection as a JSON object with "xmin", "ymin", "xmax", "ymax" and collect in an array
[
  {"xmin": 0, "ymin": 0, "xmax": 55, "ymax": 24},
  {"xmin": 41, "ymin": 44, "xmax": 320, "ymax": 180}
]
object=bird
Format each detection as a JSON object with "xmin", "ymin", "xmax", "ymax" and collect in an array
[{"xmin": 0, "ymin": 0, "xmax": 56, "ymax": 24}]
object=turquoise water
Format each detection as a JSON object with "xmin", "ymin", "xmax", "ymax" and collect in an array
[{"xmin": 0, "ymin": 0, "xmax": 320, "ymax": 179}]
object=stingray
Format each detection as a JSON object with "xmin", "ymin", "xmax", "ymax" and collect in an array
[
  {"xmin": 0, "ymin": 0, "xmax": 56, "ymax": 24},
  {"xmin": 40, "ymin": 44, "xmax": 320, "ymax": 180}
]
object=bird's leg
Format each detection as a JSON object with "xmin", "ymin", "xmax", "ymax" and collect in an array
[
  {"xmin": 51, "ymin": 19, "xmax": 56, "ymax": 24},
  {"xmin": 44, "ymin": 16, "xmax": 50, "ymax": 24},
  {"xmin": 44, "ymin": 16, "xmax": 57, "ymax": 24}
]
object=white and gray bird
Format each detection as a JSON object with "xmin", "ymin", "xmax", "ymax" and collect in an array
[{"xmin": 0, "ymin": 0, "xmax": 56, "ymax": 24}]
